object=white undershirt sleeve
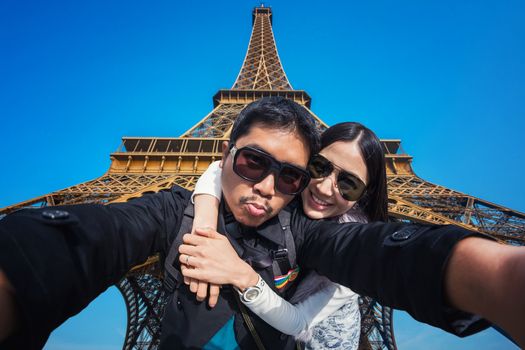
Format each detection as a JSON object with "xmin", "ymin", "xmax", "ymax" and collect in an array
[
  {"xmin": 191, "ymin": 160, "xmax": 223, "ymax": 203},
  {"xmin": 242, "ymin": 281, "xmax": 356, "ymax": 337}
]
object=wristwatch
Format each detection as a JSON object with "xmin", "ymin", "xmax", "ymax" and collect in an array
[{"xmin": 239, "ymin": 274, "xmax": 266, "ymax": 303}]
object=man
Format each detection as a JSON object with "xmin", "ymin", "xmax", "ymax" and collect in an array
[{"xmin": 0, "ymin": 97, "xmax": 523, "ymax": 349}]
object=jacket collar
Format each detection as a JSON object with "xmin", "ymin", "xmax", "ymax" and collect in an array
[{"xmin": 220, "ymin": 201, "xmax": 284, "ymax": 247}]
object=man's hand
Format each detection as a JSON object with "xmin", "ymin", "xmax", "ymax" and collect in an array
[
  {"xmin": 445, "ymin": 237, "xmax": 525, "ymax": 348},
  {"xmin": 179, "ymin": 228, "xmax": 258, "ymax": 296},
  {"xmin": 0, "ymin": 269, "xmax": 17, "ymax": 342}
]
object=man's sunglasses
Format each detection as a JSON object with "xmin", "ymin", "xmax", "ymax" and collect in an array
[
  {"xmin": 229, "ymin": 145, "xmax": 311, "ymax": 195},
  {"xmin": 307, "ymin": 154, "xmax": 367, "ymax": 202}
]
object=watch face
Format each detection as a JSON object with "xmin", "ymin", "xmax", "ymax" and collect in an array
[{"xmin": 244, "ymin": 288, "xmax": 261, "ymax": 301}]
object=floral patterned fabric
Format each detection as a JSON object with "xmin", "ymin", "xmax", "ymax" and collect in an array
[{"xmin": 304, "ymin": 295, "xmax": 361, "ymax": 350}]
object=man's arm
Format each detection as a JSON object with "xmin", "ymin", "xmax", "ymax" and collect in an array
[
  {"xmin": 445, "ymin": 237, "xmax": 525, "ymax": 347},
  {"xmin": 0, "ymin": 269, "xmax": 16, "ymax": 342},
  {"xmin": 296, "ymin": 217, "xmax": 524, "ymax": 346},
  {"xmin": 0, "ymin": 187, "xmax": 189, "ymax": 349}
]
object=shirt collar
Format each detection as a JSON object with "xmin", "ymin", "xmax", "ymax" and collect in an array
[{"xmin": 220, "ymin": 203, "xmax": 284, "ymax": 246}]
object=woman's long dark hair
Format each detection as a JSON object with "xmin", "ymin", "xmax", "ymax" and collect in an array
[{"xmin": 321, "ymin": 122, "xmax": 388, "ymax": 222}]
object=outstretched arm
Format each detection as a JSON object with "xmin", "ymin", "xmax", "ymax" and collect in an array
[
  {"xmin": 444, "ymin": 237, "xmax": 525, "ymax": 347},
  {"xmin": 0, "ymin": 187, "xmax": 191, "ymax": 347},
  {"xmin": 298, "ymin": 220, "xmax": 525, "ymax": 348},
  {"xmin": 0, "ymin": 270, "xmax": 16, "ymax": 342}
]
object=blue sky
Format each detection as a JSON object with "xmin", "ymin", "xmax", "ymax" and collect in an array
[{"xmin": 1, "ymin": 0, "xmax": 524, "ymax": 349}]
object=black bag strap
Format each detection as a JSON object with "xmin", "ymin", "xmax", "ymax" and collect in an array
[
  {"xmin": 234, "ymin": 293, "xmax": 266, "ymax": 350},
  {"xmin": 271, "ymin": 208, "xmax": 296, "ymax": 279},
  {"xmin": 164, "ymin": 204, "xmax": 297, "ymax": 292},
  {"xmin": 164, "ymin": 203, "xmax": 194, "ymax": 293}
]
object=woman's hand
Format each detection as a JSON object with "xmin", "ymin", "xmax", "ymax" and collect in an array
[{"xmin": 179, "ymin": 228, "xmax": 259, "ymax": 294}]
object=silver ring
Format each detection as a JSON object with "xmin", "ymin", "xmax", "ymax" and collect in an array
[{"xmin": 185, "ymin": 255, "xmax": 190, "ymax": 265}]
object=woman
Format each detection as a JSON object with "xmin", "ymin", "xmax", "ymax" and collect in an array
[{"xmin": 185, "ymin": 122, "xmax": 388, "ymax": 349}]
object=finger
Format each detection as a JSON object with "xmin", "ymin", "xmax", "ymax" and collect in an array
[
  {"xmin": 180, "ymin": 254, "xmax": 203, "ymax": 268},
  {"xmin": 181, "ymin": 266, "xmax": 204, "ymax": 281},
  {"xmin": 189, "ymin": 276, "xmax": 199, "ymax": 293},
  {"xmin": 182, "ymin": 233, "xmax": 210, "ymax": 246},
  {"xmin": 196, "ymin": 281, "xmax": 209, "ymax": 302},
  {"xmin": 180, "ymin": 264, "xmax": 190, "ymax": 285},
  {"xmin": 179, "ymin": 244, "xmax": 200, "ymax": 257},
  {"xmin": 194, "ymin": 227, "xmax": 219, "ymax": 238},
  {"xmin": 179, "ymin": 255, "xmax": 200, "ymax": 293},
  {"xmin": 179, "ymin": 254, "xmax": 191, "ymax": 266},
  {"xmin": 183, "ymin": 274, "xmax": 195, "ymax": 288},
  {"xmin": 180, "ymin": 263, "xmax": 192, "ymax": 278},
  {"xmin": 183, "ymin": 272, "xmax": 191, "ymax": 285},
  {"xmin": 208, "ymin": 284, "xmax": 220, "ymax": 308}
]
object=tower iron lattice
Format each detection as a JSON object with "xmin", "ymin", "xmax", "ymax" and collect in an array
[{"xmin": 2, "ymin": 6, "xmax": 524, "ymax": 350}]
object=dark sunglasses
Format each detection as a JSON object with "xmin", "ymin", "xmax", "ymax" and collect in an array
[
  {"xmin": 307, "ymin": 154, "xmax": 367, "ymax": 201},
  {"xmin": 229, "ymin": 145, "xmax": 310, "ymax": 195}
]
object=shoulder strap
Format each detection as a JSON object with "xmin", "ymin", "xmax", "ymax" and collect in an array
[
  {"xmin": 234, "ymin": 293, "xmax": 266, "ymax": 350},
  {"xmin": 164, "ymin": 202, "xmax": 194, "ymax": 293},
  {"xmin": 279, "ymin": 208, "xmax": 296, "ymax": 269},
  {"xmin": 164, "ymin": 204, "xmax": 297, "ymax": 292},
  {"xmin": 271, "ymin": 209, "xmax": 297, "ymax": 284}
]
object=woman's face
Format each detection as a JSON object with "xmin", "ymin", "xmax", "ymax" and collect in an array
[{"xmin": 301, "ymin": 140, "xmax": 368, "ymax": 219}]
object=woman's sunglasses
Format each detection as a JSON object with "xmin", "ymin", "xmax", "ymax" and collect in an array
[
  {"xmin": 229, "ymin": 145, "xmax": 311, "ymax": 195},
  {"xmin": 307, "ymin": 154, "xmax": 367, "ymax": 202}
]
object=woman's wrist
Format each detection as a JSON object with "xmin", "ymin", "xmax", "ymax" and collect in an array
[{"xmin": 234, "ymin": 262, "xmax": 260, "ymax": 292}]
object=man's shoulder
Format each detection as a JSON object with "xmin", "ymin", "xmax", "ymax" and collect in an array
[
  {"xmin": 284, "ymin": 198, "xmax": 314, "ymax": 241},
  {"xmin": 123, "ymin": 184, "xmax": 192, "ymax": 214},
  {"xmin": 285, "ymin": 197, "xmax": 310, "ymax": 224},
  {"xmin": 168, "ymin": 184, "xmax": 192, "ymax": 201},
  {"xmin": 283, "ymin": 197, "xmax": 302, "ymax": 216},
  {"xmin": 163, "ymin": 184, "xmax": 193, "ymax": 225}
]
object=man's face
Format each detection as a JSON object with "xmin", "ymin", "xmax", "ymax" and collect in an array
[{"xmin": 220, "ymin": 124, "xmax": 310, "ymax": 227}]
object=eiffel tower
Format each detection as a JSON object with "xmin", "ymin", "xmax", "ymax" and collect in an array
[{"xmin": 2, "ymin": 5, "xmax": 524, "ymax": 350}]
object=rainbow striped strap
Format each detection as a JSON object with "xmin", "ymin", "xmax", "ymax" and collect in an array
[{"xmin": 274, "ymin": 266, "xmax": 300, "ymax": 289}]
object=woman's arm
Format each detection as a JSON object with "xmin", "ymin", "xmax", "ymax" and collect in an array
[
  {"xmin": 244, "ymin": 280, "xmax": 356, "ymax": 337},
  {"xmin": 179, "ymin": 229, "xmax": 357, "ymax": 337},
  {"xmin": 191, "ymin": 160, "xmax": 223, "ymax": 236},
  {"xmin": 188, "ymin": 161, "xmax": 224, "ymax": 306},
  {"xmin": 191, "ymin": 160, "xmax": 222, "ymax": 206}
]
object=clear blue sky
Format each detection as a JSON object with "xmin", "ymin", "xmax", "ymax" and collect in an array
[{"xmin": 1, "ymin": 1, "xmax": 524, "ymax": 349}]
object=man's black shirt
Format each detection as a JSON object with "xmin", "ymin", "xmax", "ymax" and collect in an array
[{"xmin": 0, "ymin": 185, "xmax": 488, "ymax": 349}]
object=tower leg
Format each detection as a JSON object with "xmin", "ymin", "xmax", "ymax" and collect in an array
[{"xmin": 118, "ymin": 275, "xmax": 169, "ymax": 350}]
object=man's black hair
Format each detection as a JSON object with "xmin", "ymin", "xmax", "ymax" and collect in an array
[{"xmin": 229, "ymin": 97, "xmax": 321, "ymax": 155}]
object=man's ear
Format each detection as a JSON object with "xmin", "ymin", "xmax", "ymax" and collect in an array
[{"xmin": 220, "ymin": 141, "xmax": 229, "ymax": 168}]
